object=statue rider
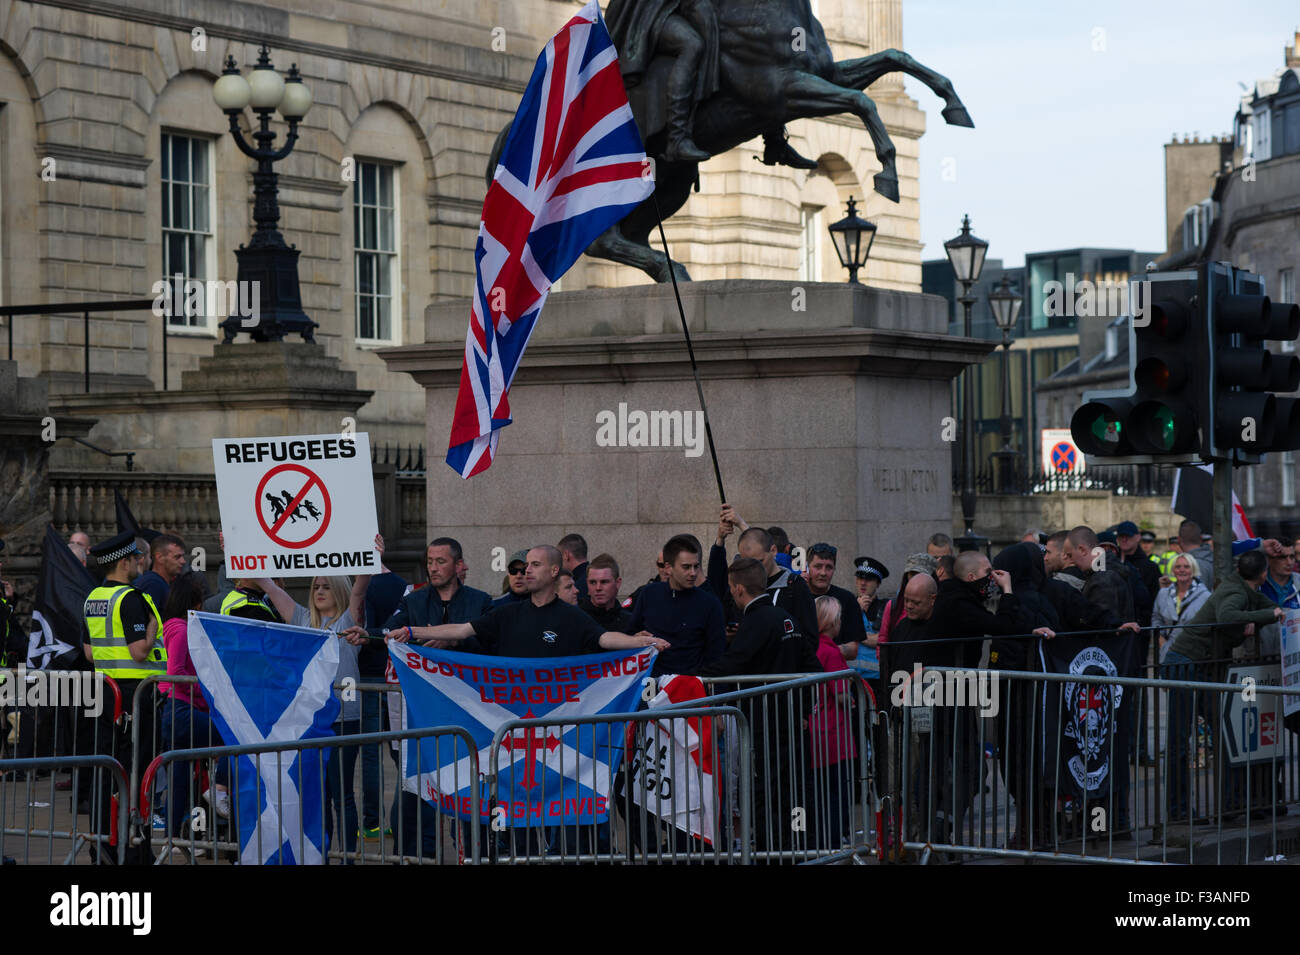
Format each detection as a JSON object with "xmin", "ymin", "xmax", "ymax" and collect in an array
[{"xmin": 606, "ymin": 0, "xmax": 817, "ymax": 169}]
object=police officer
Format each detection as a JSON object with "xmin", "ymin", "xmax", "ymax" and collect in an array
[
  {"xmin": 83, "ymin": 531, "xmax": 167, "ymax": 863},
  {"xmin": 220, "ymin": 579, "xmax": 281, "ymax": 621},
  {"xmin": 853, "ymin": 556, "xmax": 890, "ymax": 632}
]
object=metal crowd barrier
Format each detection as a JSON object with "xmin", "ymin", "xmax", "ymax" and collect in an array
[
  {"xmin": 484, "ymin": 705, "xmax": 749, "ymax": 865},
  {"xmin": 480, "ymin": 671, "xmax": 876, "ymax": 865},
  {"xmin": 0, "ymin": 754, "xmax": 131, "ymax": 865},
  {"xmin": 887, "ymin": 665, "xmax": 1300, "ymax": 865},
  {"xmin": 7, "ymin": 666, "xmax": 878, "ymax": 865},
  {"xmin": 692, "ymin": 672, "xmax": 877, "ymax": 864},
  {"xmin": 138, "ymin": 723, "xmax": 480, "ymax": 865}
]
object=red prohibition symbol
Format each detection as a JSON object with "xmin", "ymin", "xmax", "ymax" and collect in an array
[{"xmin": 255, "ymin": 463, "xmax": 332, "ymax": 549}]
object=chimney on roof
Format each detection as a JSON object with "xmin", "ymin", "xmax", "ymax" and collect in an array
[{"xmin": 1288, "ymin": 28, "xmax": 1300, "ymax": 67}]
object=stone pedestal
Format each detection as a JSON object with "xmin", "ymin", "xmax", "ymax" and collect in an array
[
  {"xmin": 49, "ymin": 342, "xmax": 374, "ymax": 474},
  {"xmin": 380, "ymin": 280, "xmax": 992, "ymax": 597}
]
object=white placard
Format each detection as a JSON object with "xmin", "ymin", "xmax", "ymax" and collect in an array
[
  {"xmin": 1280, "ymin": 609, "xmax": 1300, "ymax": 719},
  {"xmin": 212, "ymin": 432, "xmax": 379, "ymax": 578}
]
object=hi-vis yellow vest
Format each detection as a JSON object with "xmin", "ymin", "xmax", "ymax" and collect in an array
[
  {"xmin": 220, "ymin": 588, "xmax": 277, "ymax": 619},
  {"xmin": 84, "ymin": 584, "xmax": 166, "ymax": 679}
]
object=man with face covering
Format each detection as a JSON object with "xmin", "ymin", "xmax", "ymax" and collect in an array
[
  {"xmin": 991, "ymin": 542, "xmax": 1060, "ymax": 848},
  {"xmin": 912, "ymin": 553, "xmax": 1054, "ymax": 846}
]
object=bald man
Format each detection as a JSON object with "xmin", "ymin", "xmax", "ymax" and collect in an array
[{"xmin": 879, "ymin": 573, "xmax": 937, "ymax": 682}]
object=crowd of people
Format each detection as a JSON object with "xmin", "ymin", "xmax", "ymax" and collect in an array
[{"xmin": 4, "ymin": 506, "xmax": 1300, "ymax": 862}]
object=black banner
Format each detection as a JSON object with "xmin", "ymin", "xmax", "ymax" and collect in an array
[
  {"xmin": 1038, "ymin": 632, "xmax": 1140, "ymax": 798},
  {"xmin": 113, "ymin": 489, "xmax": 158, "ymax": 543},
  {"xmin": 28, "ymin": 523, "xmax": 97, "ymax": 671}
]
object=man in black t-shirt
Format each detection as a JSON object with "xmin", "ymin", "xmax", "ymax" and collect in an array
[
  {"xmin": 361, "ymin": 545, "xmax": 666, "ymax": 658},
  {"xmin": 360, "ymin": 545, "xmax": 667, "ymax": 861}
]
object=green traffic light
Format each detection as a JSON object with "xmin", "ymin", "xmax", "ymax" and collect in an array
[
  {"xmin": 1089, "ymin": 413, "xmax": 1120, "ymax": 446},
  {"xmin": 1153, "ymin": 406, "xmax": 1176, "ymax": 451}
]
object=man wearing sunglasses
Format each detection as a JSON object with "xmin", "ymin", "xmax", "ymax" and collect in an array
[{"xmin": 492, "ymin": 550, "xmax": 531, "ymax": 609}]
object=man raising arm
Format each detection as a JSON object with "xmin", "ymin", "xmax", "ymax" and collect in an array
[{"xmin": 347, "ymin": 545, "xmax": 666, "ymax": 655}]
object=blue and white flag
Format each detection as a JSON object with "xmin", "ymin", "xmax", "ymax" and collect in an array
[
  {"xmin": 187, "ymin": 611, "xmax": 340, "ymax": 865},
  {"xmin": 388, "ymin": 643, "xmax": 652, "ymax": 826}
]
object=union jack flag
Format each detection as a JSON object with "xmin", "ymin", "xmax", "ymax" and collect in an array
[{"xmin": 447, "ymin": 0, "xmax": 653, "ymax": 477}]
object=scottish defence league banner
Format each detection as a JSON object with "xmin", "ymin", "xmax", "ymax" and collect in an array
[
  {"xmin": 388, "ymin": 643, "xmax": 654, "ymax": 826},
  {"xmin": 1038, "ymin": 633, "xmax": 1140, "ymax": 799}
]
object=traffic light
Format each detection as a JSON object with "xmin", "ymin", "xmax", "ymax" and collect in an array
[
  {"xmin": 1204, "ymin": 263, "xmax": 1300, "ymax": 458},
  {"xmin": 1071, "ymin": 271, "xmax": 1202, "ymax": 460},
  {"xmin": 1071, "ymin": 263, "xmax": 1300, "ymax": 464}
]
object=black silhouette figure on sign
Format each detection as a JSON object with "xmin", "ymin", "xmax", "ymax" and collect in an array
[
  {"xmin": 277, "ymin": 488, "xmax": 321, "ymax": 524},
  {"xmin": 265, "ymin": 492, "xmax": 287, "ymax": 524}
]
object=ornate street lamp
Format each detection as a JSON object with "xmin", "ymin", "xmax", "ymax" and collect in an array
[
  {"xmin": 827, "ymin": 196, "xmax": 877, "ymax": 284},
  {"xmin": 213, "ymin": 47, "xmax": 316, "ymax": 343},
  {"xmin": 944, "ymin": 214, "xmax": 989, "ymax": 549},
  {"xmin": 988, "ymin": 275, "xmax": 1024, "ymax": 492}
]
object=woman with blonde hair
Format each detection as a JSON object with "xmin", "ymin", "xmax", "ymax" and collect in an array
[
  {"xmin": 254, "ymin": 533, "xmax": 382, "ymax": 862},
  {"xmin": 1152, "ymin": 552, "xmax": 1209, "ymax": 663},
  {"xmin": 809, "ymin": 594, "xmax": 856, "ymax": 848}
]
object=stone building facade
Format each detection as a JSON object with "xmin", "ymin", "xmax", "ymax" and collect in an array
[{"xmin": 0, "ymin": 0, "xmax": 929, "ymax": 475}]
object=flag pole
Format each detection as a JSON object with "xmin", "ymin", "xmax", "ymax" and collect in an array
[{"xmin": 651, "ymin": 188, "xmax": 726, "ymax": 505}]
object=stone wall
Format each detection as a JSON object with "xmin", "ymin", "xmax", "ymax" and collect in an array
[
  {"xmin": 384, "ymin": 279, "xmax": 992, "ymax": 597},
  {"xmin": 0, "ymin": 359, "xmax": 94, "ymax": 617}
]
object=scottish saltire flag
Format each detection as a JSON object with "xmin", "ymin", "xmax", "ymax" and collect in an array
[
  {"xmin": 447, "ymin": 0, "xmax": 654, "ymax": 476},
  {"xmin": 187, "ymin": 611, "xmax": 340, "ymax": 865},
  {"xmin": 388, "ymin": 642, "xmax": 653, "ymax": 825}
]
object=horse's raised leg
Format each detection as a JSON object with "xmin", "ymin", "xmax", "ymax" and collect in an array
[
  {"xmin": 832, "ymin": 50, "xmax": 973, "ymax": 128},
  {"xmin": 782, "ymin": 72, "xmax": 899, "ymax": 201},
  {"xmin": 585, "ymin": 223, "xmax": 692, "ymax": 284}
]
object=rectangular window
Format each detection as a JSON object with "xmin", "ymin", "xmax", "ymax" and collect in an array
[
  {"xmin": 354, "ymin": 161, "xmax": 398, "ymax": 343},
  {"xmin": 1282, "ymin": 269, "xmax": 1296, "ymax": 352},
  {"xmin": 799, "ymin": 204, "xmax": 822, "ymax": 283},
  {"xmin": 1284, "ymin": 451, "xmax": 1296, "ymax": 508},
  {"xmin": 1252, "ymin": 106, "xmax": 1271, "ymax": 162},
  {"xmin": 161, "ymin": 133, "xmax": 213, "ymax": 329}
]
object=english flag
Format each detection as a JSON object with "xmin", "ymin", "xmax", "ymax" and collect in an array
[{"xmin": 446, "ymin": 0, "xmax": 654, "ymax": 477}]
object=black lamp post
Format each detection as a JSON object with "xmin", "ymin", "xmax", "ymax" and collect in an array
[
  {"xmin": 988, "ymin": 275, "xmax": 1023, "ymax": 492},
  {"xmin": 827, "ymin": 196, "xmax": 877, "ymax": 284},
  {"xmin": 213, "ymin": 47, "xmax": 316, "ymax": 343},
  {"xmin": 944, "ymin": 214, "xmax": 988, "ymax": 550}
]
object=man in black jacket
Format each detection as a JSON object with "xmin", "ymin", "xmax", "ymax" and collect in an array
[
  {"xmin": 709, "ymin": 504, "xmax": 818, "ymax": 641},
  {"xmin": 924, "ymin": 552, "xmax": 1053, "ymax": 846},
  {"xmin": 804, "ymin": 543, "xmax": 867, "ymax": 660},
  {"xmin": 1116, "ymin": 521, "xmax": 1161, "ymax": 622},
  {"xmin": 694, "ymin": 558, "xmax": 820, "ymax": 678},
  {"xmin": 580, "ymin": 553, "xmax": 633, "ymax": 632},
  {"xmin": 692, "ymin": 557, "xmax": 820, "ymax": 854}
]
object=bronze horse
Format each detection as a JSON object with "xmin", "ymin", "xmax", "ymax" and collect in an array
[{"xmin": 487, "ymin": 0, "xmax": 973, "ymax": 283}]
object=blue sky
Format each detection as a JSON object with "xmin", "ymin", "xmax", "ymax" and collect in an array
[{"xmin": 901, "ymin": 1, "xmax": 1298, "ymax": 267}]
